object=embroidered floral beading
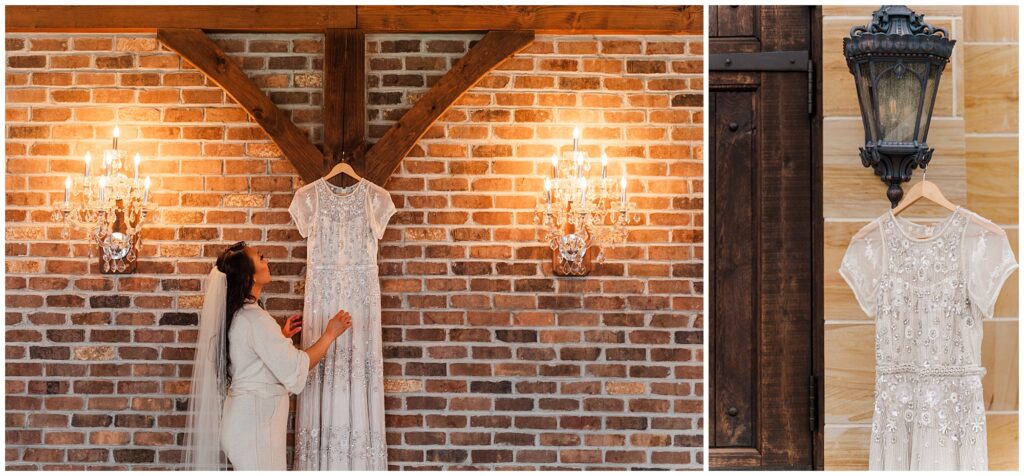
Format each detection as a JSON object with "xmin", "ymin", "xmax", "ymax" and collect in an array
[
  {"xmin": 289, "ymin": 178, "xmax": 394, "ymax": 470},
  {"xmin": 841, "ymin": 207, "xmax": 1018, "ymax": 471}
]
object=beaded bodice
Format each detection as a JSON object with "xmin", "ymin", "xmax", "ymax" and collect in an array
[
  {"xmin": 874, "ymin": 208, "xmax": 978, "ymax": 369},
  {"xmin": 841, "ymin": 207, "xmax": 1017, "ymax": 470}
]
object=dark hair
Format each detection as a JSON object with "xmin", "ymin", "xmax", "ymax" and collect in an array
[{"xmin": 215, "ymin": 241, "xmax": 259, "ymax": 383}]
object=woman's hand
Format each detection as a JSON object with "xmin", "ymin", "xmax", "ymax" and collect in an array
[
  {"xmin": 303, "ymin": 310, "xmax": 353, "ymax": 369},
  {"xmin": 282, "ymin": 314, "xmax": 302, "ymax": 339},
  {"xmin": 324, "ymin": 310, "xmax": 352, "ymax": 339}
]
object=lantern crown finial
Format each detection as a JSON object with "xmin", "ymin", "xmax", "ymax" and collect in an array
[
  {"xmin": 844, "ymin": 5, "xmax": 955, "ymax": 68},
  {"xmin": 851, "ymin": 5, "xmax": 948, "ymax": 38}
]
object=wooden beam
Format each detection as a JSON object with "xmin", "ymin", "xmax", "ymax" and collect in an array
[
  {"xmin": 341, "ymin": 30, "xmax": 366, "ymax": 169},
  {"xmin": 7, "ymin": 6, "xmax": 356, "ymax": 33},
  {"xmin": 363, "ymin": 30, "xmax": 535, "ymax": 186},
  {"xmin": 357, "ymin": 6, "xmax": 702, "ymax": 34},
  {"xmin": 7, "ymin": 6, "xmax": 701, "ymax": 34},
  {"xmin": 156, "ymin": 29, "xmax": 323, "ymax": 183},
  {"xmin": 323, "ymin": 29, "xmax": 366, "ymax": 171}
]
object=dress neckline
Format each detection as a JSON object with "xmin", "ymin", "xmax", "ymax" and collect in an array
[
  {"xmin": 887, "ymin": 206, "xmax": 961, "ymax": 242},
  {"xmin": 317, "ymin": 177, "xmax": 365, "ymax": 201}
]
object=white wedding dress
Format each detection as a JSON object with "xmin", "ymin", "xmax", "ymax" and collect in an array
[
  {"xmin": 841, "ymin": 207, "xmax": 1017, "ymax": 471},
  {"xmin": 289, "ymin": 178, "xmax": 396, "ymax": 470}
]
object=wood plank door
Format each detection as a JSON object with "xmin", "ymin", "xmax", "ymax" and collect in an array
[{"xmin": 708, "ymin": 5, "xmax": 823, "ymax": 470}]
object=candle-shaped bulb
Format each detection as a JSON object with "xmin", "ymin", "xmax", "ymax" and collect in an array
[
  {"xmin": 620, "ymin": 176, "xmax": 627, "ymax": 204},
  {"xmin": 112, "ymin": 125, "xmax": 120, "ymax": 150},
  {"xmin": 573, "ymin": 126, "xmax": 581, "ymax": 140},
  {"xmin": 550, "ymin": 153, "xmax": 559, "ymax": 179},
  {"xmin": 601, "ymin": 152, "xmax": 608, "ymax": 180},
  {"xmin": 98, "ymin": 176, "xmax": 107, "ymax": 202},
  {"xmin": 579, "ymin": 177, "xmax": 588, "ymax": 203},
  {"xmin": 84, "ymin": 152, "xmax": 92, "ymax": 176},
  {"xmin": 543, "ymin": 178, "xmax": 552, "ymax": 204},
  {"xmin": 143, "ymin": 176, "xmax": 151, "ymax": 203},
  {"xmin": 64, "ymin": 177, "xmax": 71, "ymax": 203},
  {"xmin": 133, "ymin": 153, "xmax": 141, "ymax": 180},
  {"xmin": 104, "ymin": 151, "xmax": 113, "ymax": 176}
]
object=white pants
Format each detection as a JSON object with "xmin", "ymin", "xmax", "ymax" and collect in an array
[{"xmin": 221, "ymin": 389, "xmax": 290, "ymax": 470}]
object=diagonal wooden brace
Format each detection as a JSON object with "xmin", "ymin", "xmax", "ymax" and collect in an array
[
  {"xmin": 363, "ymin": 30, "xmax": 534, "ymax": 186},
  {"xmin": 157, "ymin": 28, "xmax": 324, "ymax": 184}
]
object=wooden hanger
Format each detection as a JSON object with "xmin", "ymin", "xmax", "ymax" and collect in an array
[
  {"xmin": 322, "ymin": 150, "xmax": 362, "ymax": 188},
  {"xmin": 892, "ymin": 169, "xmax": 1003, "ymax": 234},
  {"xmin": 324, "ymin": 160, "xmax": 361, "ymax": 181},
  {"xmin": 892, "ymin": 169, "xmax": 955, "ymax": 215}
]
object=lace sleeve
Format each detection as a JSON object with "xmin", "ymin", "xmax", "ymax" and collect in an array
[
  {"xmin": 839, "ymin": 221, "xmax": 885, "ymax": 318},
  {"xmin": 965, "ymin": 218, "xmax": 1018, "ymax": 319},
  {"xmin": 367, "ymin": 183, "xmax": 397, "ymax": 240},
  {"xmin": 288, "ymin": 184, "xmax": 316, "ymax": 238}
]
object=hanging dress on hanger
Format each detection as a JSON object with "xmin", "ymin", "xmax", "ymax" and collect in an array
[
  {"xmin": 289, "ymin": 177, "xmax": 396, "ymax": 470},
  {"xmin": 841, "ymin": 207, "xmax": 1017, "ymax": 470}
]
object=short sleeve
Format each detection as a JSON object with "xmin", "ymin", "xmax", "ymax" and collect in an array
[
  {"xmin": 367, "ymin": 183, "xmax": 397, "ymax": 240},
  {"xmin": 288, "ymin": 184, "xmax": 316, "ymax": 238},
  {"xmin": 246, "ymin": 310, "xmax": 310, "ymax": 394},
  {"xmin": 965, "ymin": 219, "xmax": 1018, "ymax": 319},
  {"xmin": 839, "ymin": 221, "xmax": 885, "ymax": 318}
]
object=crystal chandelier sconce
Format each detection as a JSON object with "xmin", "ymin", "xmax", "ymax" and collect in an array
[
  {"xmin": 51, "ymin": 126, "xmax": 156, "ymax": 274},
  {"xmin": 535, "ymin": 126, "xmax": 639, "ymax": 276}
]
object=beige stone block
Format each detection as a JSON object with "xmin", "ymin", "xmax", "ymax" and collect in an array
[
  {"xmin": 824, "ymin": 424, "xmax": 870, "ymax": 470},
  {"xmin": 964, "ymin": 6, "xmax": 1019, "ymax": 43},
  {"xmin": 993, "ymin": 228, "xmax": 1019, "ymax": 318},
  {"xmin": 821, "ymin": 19, "xmax": 859, "ymax": 118},
  {"xmin": 982, "ymin": 320, "xmax": 1019, "ymax": 411},
  {"xmin": 823, "ymin": 18, "xmax": 955, "ymax": 119},
  {"xmin": 953, "ymin": 17, "xmax": 964, "ymax": 117},
  {"xmin": 965, "ymin": 136, "xmax": 1019, "ymax": 225},
  {"xmin": 964, "ymin": 44, "xmax": 1019, "ymax": 134},
  {"xmin": 823, "ymin": 6, "xmax": 963, "ymax": 18},
  {"xmin": 988, "ymin": 413, "xmax": 1019, "ymax": 470},
  {"xmin": 824, "ymin": 221, "xmax": 872, "ymax": 321},
  {"xmin": 824, "ymin": 323, "xmax": 874, "ymax": 424},
  {"xmin": 823, "ymin": 117, "xmax": 965, "ymax": 220}
]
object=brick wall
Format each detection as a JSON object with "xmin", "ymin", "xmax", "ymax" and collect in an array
[{"xmin": 5, "ymin": 31, "xmax": 704, "ymax": 470}]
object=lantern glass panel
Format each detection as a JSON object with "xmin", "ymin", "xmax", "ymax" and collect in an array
[
  {"xmin": 917, "ymin": 62, "xmax": 940, "ymax": 143},
  {"xmin": 875, "ymin": 61, "xmax": 928, "ymax": 143},
  {"xmin": 856, "ymin": 62, "xmax": 879, "ymax": 143}
]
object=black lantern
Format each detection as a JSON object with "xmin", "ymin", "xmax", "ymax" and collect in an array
[{"xmin": 844, "ymin": 5, "xmax": 955, "ymax": 207}]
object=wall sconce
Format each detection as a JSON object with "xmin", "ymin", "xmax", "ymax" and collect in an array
[
  {"xmin": 844, "ymin": 5, "xmax": 955, "ymax": 207},
  {"xmin": 51, "ymin": 126, "xmax": 155, "ymax": 274},
  {"xmin": 535, "ymin": 126, "xmax": 638, "ymax": 276}
]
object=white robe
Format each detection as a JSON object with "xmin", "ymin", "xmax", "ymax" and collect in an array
[{"xmin": 221, "ymin": 303, "xmax": 309, "ymax": 470}]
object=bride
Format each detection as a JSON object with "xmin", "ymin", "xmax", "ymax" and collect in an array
[{"xmin": 184, "ymin": 241, "xmax": 351, "ymax": 470}]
